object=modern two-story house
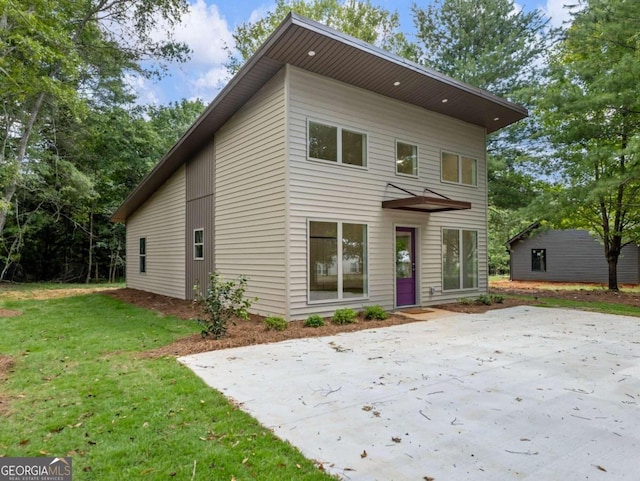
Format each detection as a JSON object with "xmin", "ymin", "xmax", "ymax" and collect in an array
[{"xmin": 112, "ymin": 13, "xmax": 527, "ymax": 320}]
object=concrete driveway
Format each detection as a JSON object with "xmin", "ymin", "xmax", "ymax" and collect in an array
[{"xmin": 179, "ymin": 307, "xmax": 640, "ymax": 480}]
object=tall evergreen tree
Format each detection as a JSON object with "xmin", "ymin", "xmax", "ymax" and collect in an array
[{"xmin": 534, "ymin": 0, "xmax": 640, "ymax": 290}]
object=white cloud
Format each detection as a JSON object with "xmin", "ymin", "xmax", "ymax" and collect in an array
[
  {"xmin": 192, "ymin": 66, "xmax": 231, "ymax": 98},
  {"xmin": 248, "ymin": 3, "xmax": 275, "ymax": 24},
  {"xmin": 544, "ymin": 0, "xmax": 582, "ymax": 28},
  {"xmin": 124, "ymin": 73, "xmax": 161, "ymax": 105},
  {"xmin": 171, "ymin": 0, "xmax": 234, "ymax": 65}
]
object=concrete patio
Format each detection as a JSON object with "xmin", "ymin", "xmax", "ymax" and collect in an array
[{"xmin": 179, "ymin": 306, "xmax": 640, "ymax": 480}]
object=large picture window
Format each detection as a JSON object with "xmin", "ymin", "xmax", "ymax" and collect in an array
[
  {"xmin": 442, "ymin": 229, "xmax": 477, "ymax": 290},
  {"xmin": 194, "ymin": 228, "xmax": 204, "ymax": 260},
  {"xmin": 396, "ymin": 141, "xmax": 418, "ymax": 176},
  {"xmin": 139, "ymin": 237, "xmax": 146, "ymax": 273},
  {"xmin": 308, "ymin": 120, "xmax": 367, "ymax": 167},
  {"xmin": 308, "ymin": 221, "xmax": 368, "ymax": 302},
  {"xmin": 441, "ymin": 151, "xmax": 477, "ymax": 186}
]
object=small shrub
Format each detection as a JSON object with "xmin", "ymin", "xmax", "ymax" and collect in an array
[
  {"xmin": 490, "ymin": 294, "xmax": 505, "ymax": 304},
  {"xmin": 475, "ymin": 295, "xmax": 492, "ymax": 305},
  {"xmin": 264, "ymin": 316, "xmax": 287, "ymax": 331},
  {"xmin": 363, "ymin": 305, "xmax": 388, "ymax": 320},
  {"xmin": 304, "ymin": 314, "xmax": 325, "ymax": 328},
  {"xmin": 332, "ymin": 308, "xmax": 357, "ymax": 325},
  {"xmin": 192, "ymin": 272, "xmax": 254, "ymax": 339},
  {"xmin": 458, "ymin": 297, "xmax": 473, "ymax": 305}
]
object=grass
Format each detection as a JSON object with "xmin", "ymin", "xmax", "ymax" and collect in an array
[
  {"xmin": 0, "ymin": 281, "xmax": 125, "ymax": 292},
  {"xmin": 0, "ymin": 293, "xmax": 334, "ymax": 480},
  {"xmin": 511, "ymin": 294, "xmax": 640, "ymax": 317}
]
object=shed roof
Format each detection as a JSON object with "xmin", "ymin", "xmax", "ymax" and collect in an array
[{"xmin": 112, "ymin": 12, "xmax": 528, "ymax": 222}]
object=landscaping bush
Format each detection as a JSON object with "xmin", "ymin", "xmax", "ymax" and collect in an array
[
  {"xmin": 332, "ymin": 308, "xmax": 357, "ymax": 325},
  {"xmin": 304, "ymin": 314, "xmax": 325, "ymax": 328},
  {"xmin": 264, "ymin": 316, "xmax": 287, "ymax": 331},
  {"xmin": 490, "ymin": 294, "xmax": 505, "ymax": 304},
  {"xmin": 363, "ymin": 305, "xmax": 388, "ymax": 320},
  {"xmin": 475, "ymin": 295, "xmax": 492, "ymax": 305},
  {"xmin": 458, "ymin": 297, "xmax": 473, "ymax": 305},
  {"xmin": 193, "ymin": 272, "xmax": 254, "ymax": 339}
]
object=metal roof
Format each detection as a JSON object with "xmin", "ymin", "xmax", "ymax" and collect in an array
[{"xmin": 112, "ymin": 12, "xmax": 528, "ymax": 222}]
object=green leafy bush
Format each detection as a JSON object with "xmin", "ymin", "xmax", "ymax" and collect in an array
[
  {"xmin": 264, "ymin": 316, "xmax": 287, "ymax": 331},
  {"xmin": 458, "ymin": 297, "xmax": 473, "ymax": 305},
  {"xmin": 490, "ymin": 294, "xmax": 505, "ymax": 304},
  {"xmin": 304, "ymin": 314, "xmax": 325, "ymax": 328},
  {"xmin": 475, "ymin": 295, "xmax": 492, "ymax": 305},
  {"xmin": 193, "ymin": 272, "xmax": 254, "ymax": 339},
  {"xmin": 332, "ymin": 308, "xmax": 357, "ymax": 325},
  {"xmin": 363, "ymin": 305, "xmax": 388, "ymax": 320}
]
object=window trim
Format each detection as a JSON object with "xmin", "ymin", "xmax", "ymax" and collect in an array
[
  {"xmin": 441, "ymin": 228, "xmax": 479, "ymax": 292},
  {"xmin": 139, "ymin": 237, "xmax": 146, "ymax": 274},
  {"xmin": 307, "ymin": 218, "xmax": 370, "ymax": 305},
  {"xmin": 395, "ymin": 139, "xmax": 419, "ymax": 178},
  {"xmin": 193, "ymin": 228, "xmax": 204, "ymax": 261},
  {"xmin": 307, "ymin": 118, "xmax": 368, "ymax": 169},
  {"xmin": 440, "ymin": 150, "xmax": 478, "ymax": 187},
  {"xmin": 531, "ymin": 248, "xmax": 546, "ymax": 272}
]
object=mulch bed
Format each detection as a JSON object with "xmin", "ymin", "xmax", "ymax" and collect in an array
[{"xmin": 103, "ymin": 283, "xmax": 640, "ymax": 358}]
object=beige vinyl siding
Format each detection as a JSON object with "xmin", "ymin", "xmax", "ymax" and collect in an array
[
  {"xmin": 186, "ymin": 141, "xmax": 215, "ymax": 298},
  {"xmin": 287, "ymin": 67, "xmax": 488, "ymax": 318},
  {"xmin": 215, "ymin": 68, "xmax": 287, "ymax": 317},
  {"xmin": 126, "ymin": 165, "xmax": 186, "ymax": 299}
]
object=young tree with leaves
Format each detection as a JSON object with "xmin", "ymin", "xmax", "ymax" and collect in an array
[{"xmin": 534, "ymin": 0, "xmax": 640, "ymax": 290}]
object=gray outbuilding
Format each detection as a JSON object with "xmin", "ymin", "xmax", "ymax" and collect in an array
[{"xmin": 507, "ymin": 223, "xmax": 640, "ymax": 284}]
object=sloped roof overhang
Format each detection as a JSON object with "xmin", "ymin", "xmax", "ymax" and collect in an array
[
  {"xmin": 382, "ymin": 196, "xmax": 471, "ymax": 213},
  {"xmin": 111, "ymin": 13, "xmax": 527, "ymax": 222}
]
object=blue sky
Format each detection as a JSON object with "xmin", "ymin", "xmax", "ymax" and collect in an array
[{"xmin": 135, "ymin": 0, "xmax": 573, "ymax": 105}]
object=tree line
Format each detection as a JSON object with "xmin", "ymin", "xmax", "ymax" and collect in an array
[{"xmin": 1, "ymin": 0, "xmax": 638, "ymax": 289}]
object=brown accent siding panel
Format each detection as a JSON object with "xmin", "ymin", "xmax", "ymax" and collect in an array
[
  {"xmin": 186, "ymin": 195, "xmax": 215, "ymax": 298},
  {"xmin": 186, "ymin": 140, "xmax": 216, "ymax": 298},
  {"xmin": 510, "ymin": 229, "xmax": 640, "ymax": 284}
]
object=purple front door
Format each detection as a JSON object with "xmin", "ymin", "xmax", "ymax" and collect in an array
[{"xmin": 396, "ymin": 227, "xmax": 416, "ymax": 306}]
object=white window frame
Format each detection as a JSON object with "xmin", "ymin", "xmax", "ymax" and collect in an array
[
  {"xmin": 442, "ymin": 228, "xmax": 478, "ymax": 291},
  {"xmin": 395, "ymin": 139, "xmax": 419, "ymax": 177},
  {"xmin": 139, "ymin": 237, "xmax": 146, "ymax": 274},
  {"xmin": 307, "ymin": 119, "xmax": 368, "ymax": 169},
  {"xmin": 307, "ymin": 219, "xmax": 369, "ymax": 304},
  {"xmin": 193, "ymin": 228, "xmax": 204, "ymax": 261},
  {"xmin": 440, "ymin": 150, "xmax": 478, "ymax": 187}
]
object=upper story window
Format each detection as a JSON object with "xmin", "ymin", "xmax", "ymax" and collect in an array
[
  {"xmin": 396, "ymin": 141, "xmax": 418, "ymax": 176},
  {"xmin": 441, "ymin": 151, "xmax": 477, "ymax": 186},
  {"xmin": 308, "ymin": 120, "xmax": 367, "ymax": 167},
  {"xmin": 194, "ymin": 228, "xmax": 204, "ymax": 260}
]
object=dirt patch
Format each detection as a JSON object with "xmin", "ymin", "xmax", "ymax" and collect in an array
[
  {"xmin": 0, "ymin": 355, "xmax": 15, "ymax": 416},
  {"xmin": 0, "ymin": 308, "xmax": 22, "ymax": 317},
  {"xmin": 436, "ymin": 296, "xmax": 538, "ymax": 314},
  {"xmin": 0, "ymin": 287, "xmax": 119, "ymax": 301}
]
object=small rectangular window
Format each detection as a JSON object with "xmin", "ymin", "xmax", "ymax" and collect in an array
[
  {"xmin": 139, "ymin": 237, "xmax": 146, "ymax": 273},
  {"xmin": 441, "ymin": 152, "xmax": 477, "ymax": 186},
  {"xmin": 396, "ymin": 141, "xmax": 418, "ymax": 176},
  {"xmin": 532, "ymin": 249, "xmax": 546, "ymax": 272},
  {"xmin": 308, "ymin": 120, "xmax": 367, "ymax": 167},
  {"xmin": 194, "ymin": 228, "xmax": 204, "ymax": 260}
]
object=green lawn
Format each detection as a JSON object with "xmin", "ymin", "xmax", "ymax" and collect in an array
[
  {"xmin": 511, "ymin": 295, "xmax": 640, "ymax": 317},
  {"xmin": 0, "ymin": 293, "xmax": 334, "ymax": 480}
]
